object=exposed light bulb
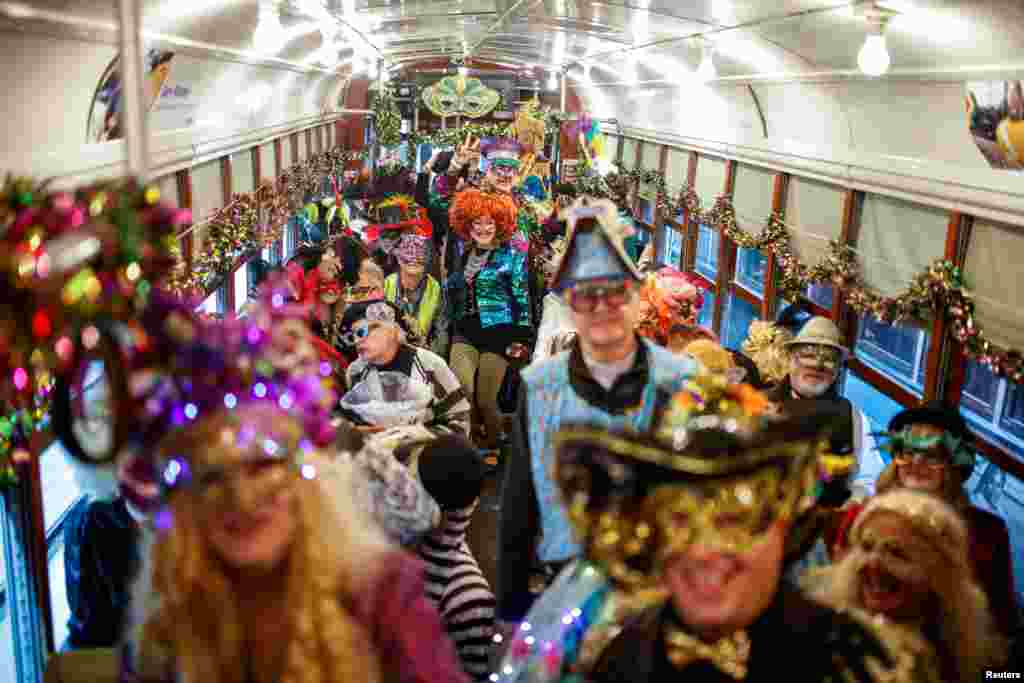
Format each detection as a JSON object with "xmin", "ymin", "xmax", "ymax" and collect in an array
[
  {"xmin": 857, "ymin": 33, "xmax": 890, "ymax": 76},
  {"xmin": 458, "ymin": 65, "xmax": 469, "ymax": 77},
  {"xmin": 547, "ymin": 72, "xmax": 558, "ymax": 91}
]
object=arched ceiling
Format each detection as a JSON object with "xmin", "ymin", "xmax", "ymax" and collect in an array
[{"xmin": 7, "ymin": 1, "xmax": 1022, "ymax": 84}]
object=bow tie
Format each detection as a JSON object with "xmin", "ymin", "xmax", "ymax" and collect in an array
[{"xmin": 664, "ymin": 626, "xmax": 751, "ymax": 680}]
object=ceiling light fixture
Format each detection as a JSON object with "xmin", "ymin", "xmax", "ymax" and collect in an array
[
  {"xmin": 547, "ymin": 71, "xmax": 558, "ymax": 91},
  {"xmin": 857, "ymin": 3, "xmax": 895, "ymax": 77}
]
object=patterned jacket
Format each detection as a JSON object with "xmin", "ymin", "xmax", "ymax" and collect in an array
[{"xmin": 446, "ymin": 241, "xmax": 532, "ymax": 330}]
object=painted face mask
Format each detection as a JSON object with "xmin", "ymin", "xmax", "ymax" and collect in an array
[
  {"xmin": 553, "ymin": 436, "xmax": 820, "ymax": 600},
  {"xmin": 792, "ymin": 344, "xmax": 841, "ymax": 371},
  {"xmin": 875, "ymin": 428, "xmax": 975, "ymax": 470},
  {"xmin": 421, "ymin": 74, "xmax": 501, "ymax": 119},
  {"xmin": 160, "ymin": 413, "xmax": 307, "ymax": 516}
]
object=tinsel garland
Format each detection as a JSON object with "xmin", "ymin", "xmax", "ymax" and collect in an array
[
  {"xmin": 713, "ymin": 198, "xmax": 1024, "ymax": 383},
  {"xmin": 372, "ymin": 87, "xmax": 402, "ymax": 148},
  {"xmin": 0, "ymin": 176, "xmax": 187, "ymax": 486},
  {"xmin": 166, "ymin": 147, "xmax": 365, "ymax": 298},
  {"xmin": 406, "ymin": 112, "xmax": 569, "ymax": 149}
]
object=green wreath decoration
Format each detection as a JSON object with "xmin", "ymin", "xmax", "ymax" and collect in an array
[{"xmin": 372, "ymin": 87, "xmax": 402, "ymax": 148}]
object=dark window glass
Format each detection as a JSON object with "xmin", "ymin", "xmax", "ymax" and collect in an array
[
  {"xmin": 0, "ymin": 503, "xmax": 19, "ymax": 682},
  {"xmin": 661, "ymin": 224, "xmax": 683, "ymax": 268},
  {"xmin": 698, "ymin": 290, "xmax": 716, "ymax": 330},
  {"xmin": 807, "ymin": 283, "xmax": 834, "ymax": 309},
  {"xmin": 734, "ymin": 248, "xmax": 767, "ymax": 296},
  {"xmin": 963, "ymin": 359, "xmax": 999, "ymax": 421},
  {"xmin": 722, "ymin": 292, "xmax": 758, "ymax": 351},
  {"xmin": 964, "ymin": 456, "xmax": 1024, "ymax": 602},
  {"xmin": 638, "ymin": 198, "xmax": 654, "ymax": 225},
  {"xmin": 961, "ymin": 359, "xmax": 1024, "ymax": 461},
  {"xmin": 842, "ymin": 371, "xmax": 906, "ymax": 465},
  {"xmin": 695, "ymin": 224, "xmax": 719, "ymax": 280},
  {"xmin": 854, "ymin": 315, "xmax": 928, "ymax": 395}
]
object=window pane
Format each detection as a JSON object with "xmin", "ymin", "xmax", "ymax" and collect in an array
[
  {"xmin": 638, "ymin": 198, "xmax": 654, "ymax": 225},
  {"xmin": 854, "ymin": 315, "xmax": 928, "ymax": 395},
  {"xmin": 660, "ymin": 224, "xmax": 683, "ymax": 268},
  {"xmin": 698, "ymin": 290, "xmax": 716, "ymax": 330},
  {"xmin": 0, "ymin": 502, "xmax": 17, "ymax": 683},
  {"xmin": 734, "ymin": 248, "xmax": 766, "ymax": 296},
  {"xmin": 964, "ymin": 457, "xmax": 1024, "ymax": 601},
  {"xmin": 842, "ymin": 371, "xmax": 905, "ymax": 464},
  {"xmin": 962, "ymin": 359, "xmax": 1024, "ymax": 462},
  {"xmin": 806, "ymin": 283, "xmax": 834, "ymax": 309},
  {"xmin": 722, "ymin": 293, "xmax": 758, "ymax": 351},
  {"xmin": 234, "ymin": 265, "xmax": 248, "ymax": 314},
  {"xmin": 1003, "ymin": 384, "xmax": 1024, "ymax": 441},
  {"xmin": 694, "ymin": 224, "xmax": 719, "ymax": 280},
  {"xmin": 962, "ymin": 359, "xmax": 999, "ymax": 421}
]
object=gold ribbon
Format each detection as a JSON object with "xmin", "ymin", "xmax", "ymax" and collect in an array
[{"xmin": 664, "ymin": 626, "xmax": 751, "ymax": 680}]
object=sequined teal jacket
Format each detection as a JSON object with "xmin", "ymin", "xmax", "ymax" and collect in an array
[{"xmin": 447, "ymin": 242, "xmax": 533, "ymax": 330}]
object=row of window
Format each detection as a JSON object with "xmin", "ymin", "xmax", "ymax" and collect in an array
[{"xmin": 632, "ymin": 139, "xmax": 1024, "ymax": 598}]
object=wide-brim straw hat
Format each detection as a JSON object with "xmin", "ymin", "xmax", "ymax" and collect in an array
[{"xmin": 784, "ymin": 316, "xmax": 849, "ymax": 359}]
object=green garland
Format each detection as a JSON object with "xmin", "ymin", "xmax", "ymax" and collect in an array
[
  {"xmin": 372, "ymin": 87, "xmax": 402, "ymax": 148},
  {"xmin": 167, "ymin": 146, "xmax": 366, "ymax": 298},
  {"xmin": 406, "ymin": 112, "xmax": 569, "ymax": 149},
  {"xmin": 713, "ymin": 198, "xmax": 1024, "ymax": 384},
  {"xmin": 573, "ymin": 162, "xmax": 1024, "ymax": 383}
]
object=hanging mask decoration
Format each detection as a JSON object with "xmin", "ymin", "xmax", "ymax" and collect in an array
[{"xmin": 421, "ymin": 74, "xmax": 501, "ymax": 119}]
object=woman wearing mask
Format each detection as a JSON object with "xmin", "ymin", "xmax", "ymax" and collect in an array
[
  {"xmin": 829, "ymin": 402, "xmax": 1019, "ymax": 636},
  {"xmin": 119, "ymin": 297, "xmax": 468, "ymax": 683},
  {"xmin": 446, "ymin": 188, "xmax": 532, "ymax": 449},
  {"xmin": 384, "ymin": 233, "xmax": 443, "ymax": 352},
  {"xmin": 807, "ymin": 490, "xmax": 1007, "ymax": 681}
]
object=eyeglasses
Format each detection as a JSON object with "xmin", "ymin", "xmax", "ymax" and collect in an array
[
  {"xmin": 793, "ymin": 345, "xmax": 841, "ymax": 371},
  {"xmin": 565, "ymin": 281, "xmax": 634, "ymax": 314},
  {"xmin": 339, "ymin": 320, "xmax": 383, "ymax": 347}
]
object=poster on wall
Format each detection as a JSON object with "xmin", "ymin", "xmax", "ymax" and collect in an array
[
  {"xmin": 967, "ymin": 80, "xmax": 1024, "ymax": 171},
  {"xmin": 87, "ymin": 48, "xmax": 196, "ymax": 142}
]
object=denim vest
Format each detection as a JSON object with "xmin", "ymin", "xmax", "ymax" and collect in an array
[{"xmin": 522, "ymin": 341, "xmax": 697, "ymax": 562}]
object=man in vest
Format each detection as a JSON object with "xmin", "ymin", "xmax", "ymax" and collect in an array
[
  {"xmin": 497, "ymin": 197, "xmax": 698, "ymax": 630},
  {"xmin": 766, "ymin": 316, "xmax": 886, "ymax": 503}
]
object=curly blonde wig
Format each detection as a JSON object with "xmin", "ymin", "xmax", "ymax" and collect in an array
[
  {"xmin": 449, "ymin": 188, "xmax": 518, "ymax": 242},
  {"xmin": 127, "ymin": 406, "xmax": 391, "ymax": 683},
  {"xmin": 742, "ymin": 321, "xmax": 792, "ymax": 386},
  {"xmin": 803, "ymin": 491, "xmax": 1007, "ymax": 681}
]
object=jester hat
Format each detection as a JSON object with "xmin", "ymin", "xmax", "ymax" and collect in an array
[{"xmin": 551, "ymin": 197, "xmax": 642, "ymax": 292}]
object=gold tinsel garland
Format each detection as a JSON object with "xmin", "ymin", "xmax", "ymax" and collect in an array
[
  {"xmin": 712, "ymin": 198, "xmax": 1023, "ymax": 384},
  {"xmin": 580, "ymin": 162, "xmax": 1022, "ymax": 383},
  {"xmin": 166, "ymin": 147, "xmax": 365, "ymax": 298}
]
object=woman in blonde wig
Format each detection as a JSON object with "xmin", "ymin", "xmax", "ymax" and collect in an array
[
  {"xmin": 804, "ymin": 489, "xmax": 1007, "ymax": 682},
  {"xmin": 119, "ymin": 295, "xmax": 468, "ymax": 683}
]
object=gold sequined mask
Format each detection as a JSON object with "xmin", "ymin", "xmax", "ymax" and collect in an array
[{"xmin": 555, "ymin": 438, "xmax": 820, "ymax": 600}]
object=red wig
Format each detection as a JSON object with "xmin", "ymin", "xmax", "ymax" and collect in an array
[{"xmin": 449, "ymin": 189, "xmax": 518, "ymax": 243}]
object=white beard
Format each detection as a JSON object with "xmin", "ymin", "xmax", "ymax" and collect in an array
[{"xmin": 792, "ymin": 374, "xmax": 834, "ymax": 398}]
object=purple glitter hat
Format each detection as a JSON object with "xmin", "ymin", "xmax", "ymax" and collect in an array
[{"xmin": 125, "ymin": 290, "xmax": 337, "ymax": 484}]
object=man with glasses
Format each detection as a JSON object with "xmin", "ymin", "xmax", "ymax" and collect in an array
[
  {"xmin": 339, "ymin": 299, "xmax": 470, "ymax": 439},
  {"xmin": 497, "ymin": 198, "xmax": 698, "ymax": 631},
  {"xmin": 766, "ymin": 316, "xmax": 885, "ymax": 504}
]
